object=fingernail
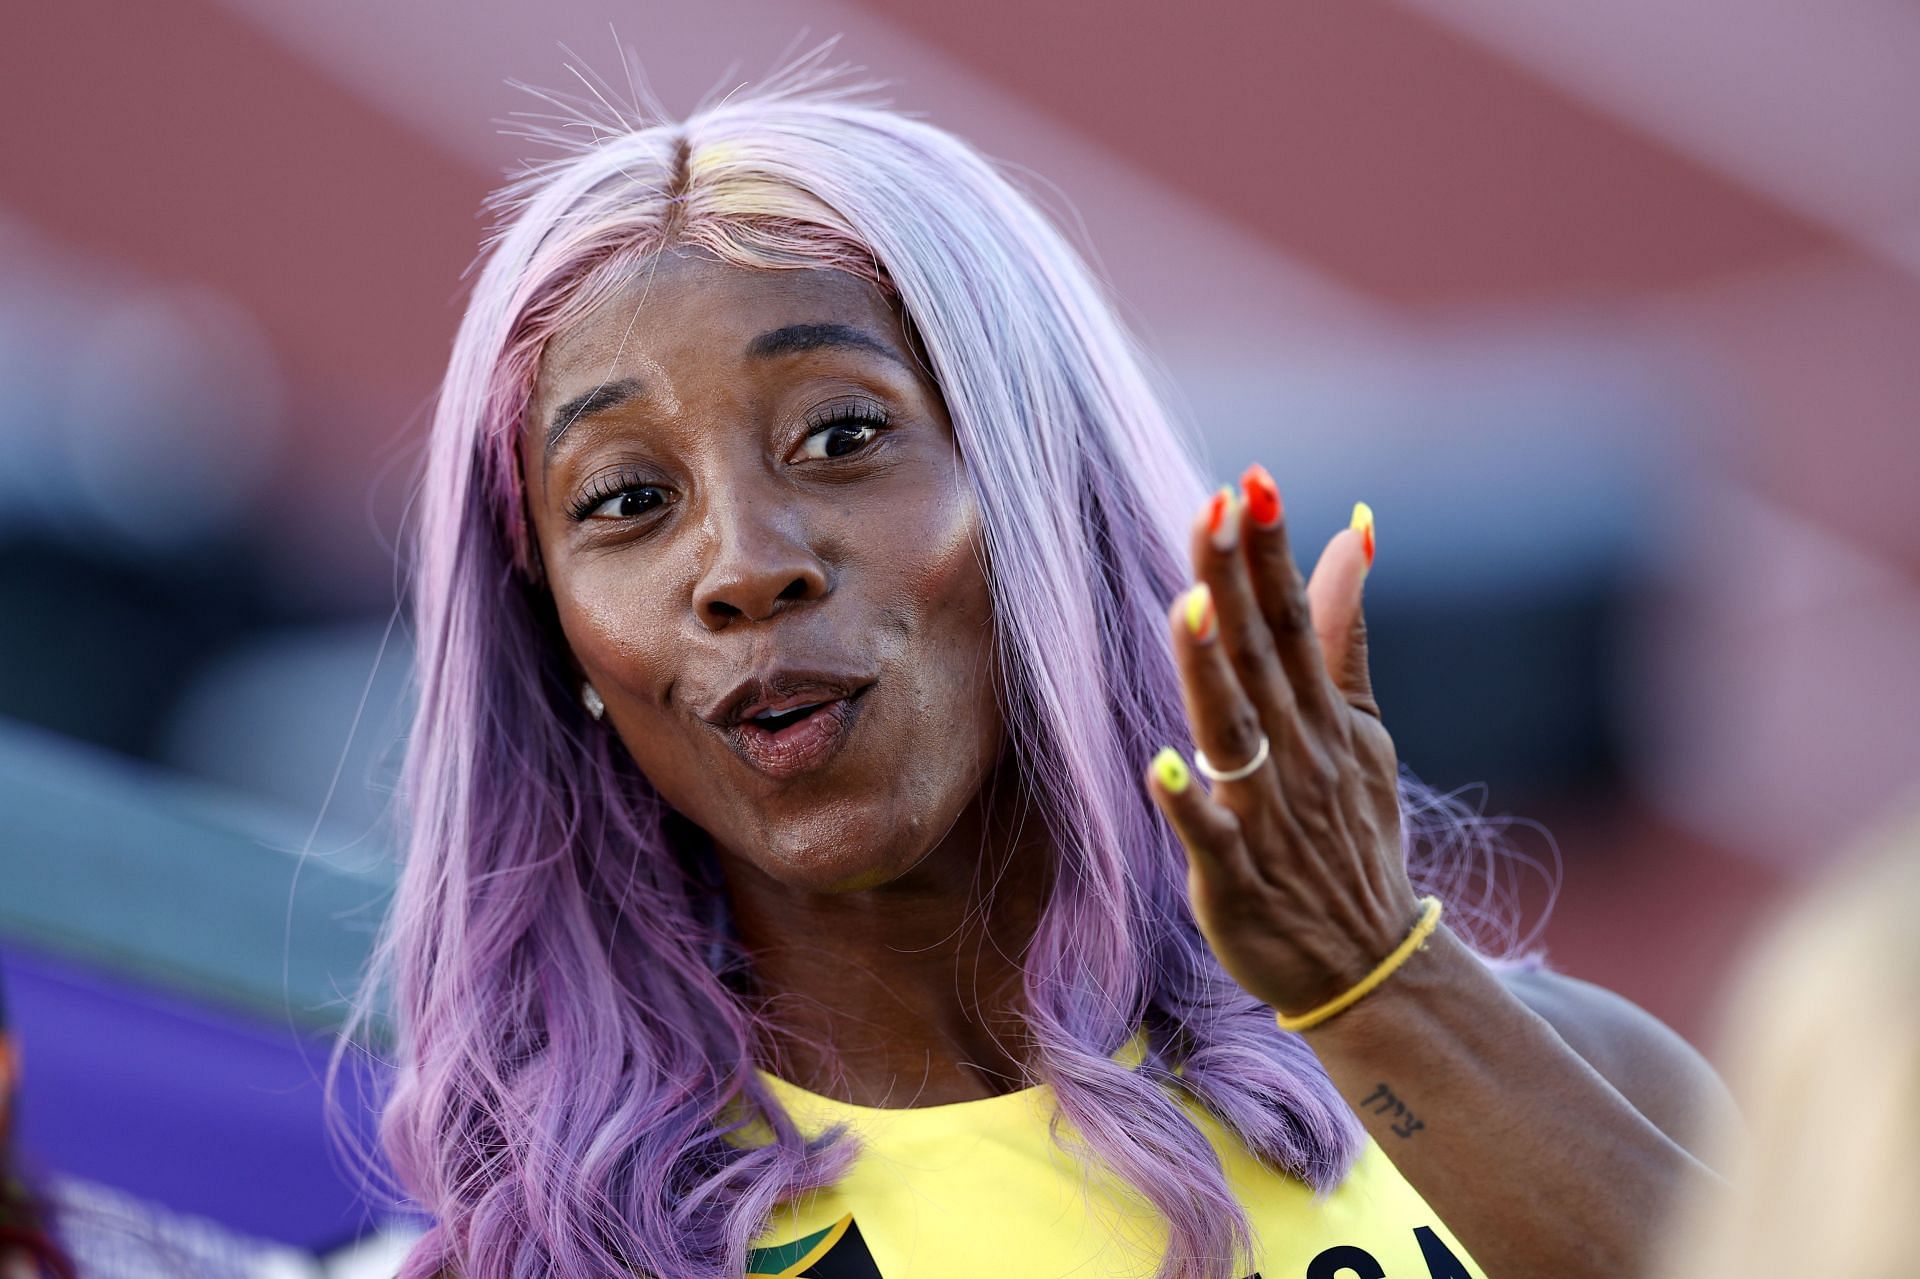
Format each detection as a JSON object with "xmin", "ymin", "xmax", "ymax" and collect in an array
[
  {"xmin": 1240, "ymin": 463, "xmax": 1282, "ymax": 528},
  {"xmin": 1206, "ymin": 486, "xmax": 1239, "ymax": 552},
  {"xmin": 1184, "ymin": 583, "xmax": 1217, "ymax": 642},
  {"xmin": 1350, "ymin": 501, "xmax": 1375, "ymax": 571},
  {"xmin": 1151, "ymin": 746, "xmax": 1191, "ymax": 794}
]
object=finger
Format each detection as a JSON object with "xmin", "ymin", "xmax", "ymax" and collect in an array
[
  {"xmin": 1190, "ymin": 486, "xmax": 1301, "ymax": 745},
  {"xmin": 1305, "ymin": 516, "xmax": 1381, "ymax": 718},
  {"xmin": 1237, "ymin": 464, "xmax": 1344, "ymax": 730},
  {"xmin": 1145, "ymin": 745, "xmax": 1252, "ymax": 889},
  {"xmin": 1169, "ymin": 583, "xmax": 1279, "ymax": 818}
]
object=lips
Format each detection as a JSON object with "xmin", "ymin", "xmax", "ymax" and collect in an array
[{"xmin": 703, "ymin": 673, "xmax": 874, "ymax": 781}]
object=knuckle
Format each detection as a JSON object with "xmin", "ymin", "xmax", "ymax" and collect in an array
[
  {"xmin": 1271, "ymin": 592, "xmax": 1312, "ymax": 638},
  {"xmin": 1209, "ymin": 813, "xmax": 1249, "ymax": 863},
  {"xmin": 1284, "ymin": 782, "xmax": 1337, "ymax": 842},
  {"xmin": 1222, "ymin": 611, "xmax": 1273, "ymax": 662},
  {"xmin": 1292, "ymin": 748, "xmax": 1340, "ymax": 798},
  {"xmin": 1221, "ymin": 705, "xmax": 1263, "ymax": 750}
]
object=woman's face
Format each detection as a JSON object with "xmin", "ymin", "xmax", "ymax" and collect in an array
[{"xmin": 519, "ymin": 249, "xmax": 1004, "ymax": 893}]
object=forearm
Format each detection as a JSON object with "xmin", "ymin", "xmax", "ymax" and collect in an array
[{"xmin": 1302, "ymin": 924, "xmax": 1725, "ymax": 1279}]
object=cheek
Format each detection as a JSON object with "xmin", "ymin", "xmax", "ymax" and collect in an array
[
  {"xmin": 887, "ymin": 481, "xmax": 1000, "ymax": 740},
  {"xmin": 910, "ymin": 496, "xmax": 990, "ymax": 624},
  {"xmin": 552, "ymin": 556, "xmax": 683, "ymax": 699}
]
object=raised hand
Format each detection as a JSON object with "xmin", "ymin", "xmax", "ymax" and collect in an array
[{"xmin": 1145, "ymin": 465, "xmax": 1425, "ymax": 1020}]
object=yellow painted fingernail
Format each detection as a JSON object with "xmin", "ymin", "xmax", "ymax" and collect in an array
[
  {"xmin": 1183, "ymin": 583, "xmax": 1216, "ymax": 642},
  {"xmin": 1151, "ymin": 746, "xmax": 1191, "ymax": 793},
  {"xmin": 1350, "ymin": 501, "xmax": 1375, "ymax": 572}
]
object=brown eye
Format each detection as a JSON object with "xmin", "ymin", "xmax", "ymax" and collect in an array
[
  {"xmin": 568, "ymin": 474, "xmax": 670, "ymax": 523},
  {"xmin": 798, "ymin": 418, "xmax": 882, "ymax": 460},
  {"xmin": 793, "ymin": 401, "xmax": 891, "ymax": 462},
  {"xmin": 586, "ymin": 487, "xmax": 667, "ymax": 520}
]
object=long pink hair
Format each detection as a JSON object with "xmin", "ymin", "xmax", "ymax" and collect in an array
[{"xmin": 331, "ymin": 45, "xmax": 1545, "ymax": 1279}]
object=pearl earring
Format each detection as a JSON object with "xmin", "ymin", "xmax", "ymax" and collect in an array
[{"xmin": 581, "ymin": 682, "xmax": 605, "ymax": 720}]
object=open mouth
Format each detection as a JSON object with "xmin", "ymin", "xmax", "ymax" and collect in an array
[
  {"xmin": 746, "ymin": 701, "xmax": 835, "ymax": 734},
  {"xmin": 719, "ymin": 682, "xmax": 874, "ymax": 779}
]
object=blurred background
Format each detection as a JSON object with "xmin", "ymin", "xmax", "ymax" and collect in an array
[{"xmin": 2, "ymin": 1, "xmax": 1916, "ymax": 1273}]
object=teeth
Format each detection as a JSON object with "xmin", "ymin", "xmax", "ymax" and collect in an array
[{"xmin": 754, "ymin": 702, "xmax": 820, "ymax": 722}]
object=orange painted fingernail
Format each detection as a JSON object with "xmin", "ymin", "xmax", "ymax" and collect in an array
[
  {"xmin": 1240, "ymin": 463, "xmax": 1282, "ymax": 527},
  {"xmin": 1151, "ymin": 746, "xmax": 1191, "ymax": 794},
  {"xmin": 1206, "ymin": 486, "xmax": 1239, "ymax": 552},
  {"xmin": 1350, "ymin": 501, "xmax": 1375, "ymax": 571},
  {"xmin": 1184, "ymin": 583, "xmax": 1217, "ymax": 642}
]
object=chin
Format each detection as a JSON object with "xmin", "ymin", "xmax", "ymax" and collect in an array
[
  {"xmin": 686, "ymin": 710, "xmax": 1002, "ymax": 896},
  {"xmin": 735, "ymin": 803, "xmax": 936, "ymax": 894}
]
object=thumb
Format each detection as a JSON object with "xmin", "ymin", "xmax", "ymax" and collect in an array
[{"xmin": 1305, "ymin": 515, "xmax": 1380, "ymax": 718}]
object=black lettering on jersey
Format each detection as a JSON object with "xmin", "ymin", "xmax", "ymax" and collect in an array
[
  {"xmin": 1412, "ymin": 1226, "xmax": 1473, "ymax": 1279},
  {"xmin": 1306, "ymin": 1246, "xmax": 1386, "ymax": 1279},
  {"xmin": 1300, "ymin": 1226, "xmax": 1472, "ymax": 1279},
  {"xmin": 750, "ymin": 1217, "xmax": 1473, "ymax": 1279}
]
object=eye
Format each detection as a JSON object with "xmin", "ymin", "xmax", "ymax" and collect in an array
[
  {"xmin": 568, "ymin": 471, "xmax": 670, "ymax": 523},
  {"xmin": 584, "ymin": 488, "xmax": 666, "ymax": 520},
  {"xmin": 795, "ymin": 404, "xmax": 891, "ymax": 462}
]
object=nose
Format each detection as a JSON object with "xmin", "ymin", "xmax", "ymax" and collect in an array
[{"xmin": 692, "ymin": 492, "xmax": 831, "ymax": 629}]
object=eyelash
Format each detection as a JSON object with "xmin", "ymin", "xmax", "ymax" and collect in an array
[
  {"xmin": 798, "ymin": 402, "xmax": 892, "ymax": 460},
  {"xmin": 564, "ymin": 405, "xmax": 894, "ymax": 524},
  {"xmin": 567, "ymin": 468, "xmax": 666, "ymax": 523}
]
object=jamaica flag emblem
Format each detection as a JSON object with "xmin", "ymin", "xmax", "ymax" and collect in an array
[{"xmin": 745, "ymin": 1214, "xmax": 884, "ymax": 1278}]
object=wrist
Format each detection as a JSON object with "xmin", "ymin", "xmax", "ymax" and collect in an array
[
  {"xmin": 1275, "ymin": 879, "xmax": 1427, "ymax": 1007},
  {"xmin": 1292, "ymin": 913, "xmax": 1471, "ymax": 1051},
  {"xmin": 1267, "ymin": 883, "xmax": 1436, "ymax": 1021}
]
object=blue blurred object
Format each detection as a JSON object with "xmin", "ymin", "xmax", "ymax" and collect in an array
[
  {"xmin": 0, "ymin": 718, "xmax": 398, "ymax": 1253},
  {"xmin": 2, "ymin": 945, "xmax": 387, "ymax": 1253}
]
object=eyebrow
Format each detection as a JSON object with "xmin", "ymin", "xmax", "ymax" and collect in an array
[
  {"xmin": 745, "ymin": 322, "xmax": 910, "ymax": 370},
  {"xmin": 545, "ymin": 378, "xmax": 646, "ymax": 457},
  {"xmin": 543, "ymin": 323, "xmax": 914, "ymax": 463}
]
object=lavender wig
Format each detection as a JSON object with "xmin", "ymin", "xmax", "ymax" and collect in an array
[{"xmin": 333, "ymin": 44, "xmax": 1546, "ymax": 1279}]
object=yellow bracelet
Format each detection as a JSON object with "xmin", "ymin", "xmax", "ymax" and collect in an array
[{"xmin": 1274, "ymin": 896, "xmax": 1444, "ymax": 1033}]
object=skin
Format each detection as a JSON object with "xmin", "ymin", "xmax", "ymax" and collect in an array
[
  {"xmin": 519, "ymin": 248, "xmax": 1045, "ymax": 1100},
  {"xmin": 1149, "ymin": 489, "xmax": 1735, "ymax": 1276},
  {"xmin": 519, "ymin": 245, "xmax": 1735, "ymax": 1270}
]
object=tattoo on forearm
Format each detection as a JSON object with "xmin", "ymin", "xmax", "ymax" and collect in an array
[{"xmin": 1360, "ymin": 1082, "xmax": 1426, "ymax": 1139}]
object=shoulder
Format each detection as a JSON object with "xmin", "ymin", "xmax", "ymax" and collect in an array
[{"xmin": 1496, "ymin": 962, "xmax": 1740, "ymax": 1168}]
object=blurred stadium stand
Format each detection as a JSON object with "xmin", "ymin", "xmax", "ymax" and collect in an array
[
  {"xmin": 0, "ymin": 719, "xmax": 409, "ymax": 1264},
  {"xmin": 4, "ymin": 0, "xmax": 1917, "ymax": 1267}
]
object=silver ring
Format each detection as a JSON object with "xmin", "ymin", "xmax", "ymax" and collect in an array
[{"xmin": 1193, "ymin": 734, "xmax": 1270, "ymax": 783}]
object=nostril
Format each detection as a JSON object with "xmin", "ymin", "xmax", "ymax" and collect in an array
[{"xmin": 695, "ymin": 569, "xmax": 823, "ymax": 627}]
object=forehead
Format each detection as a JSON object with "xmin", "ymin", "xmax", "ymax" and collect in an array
[{"xmin": 532, "ymin": 251, "xmax": 905, "ymax": 399}]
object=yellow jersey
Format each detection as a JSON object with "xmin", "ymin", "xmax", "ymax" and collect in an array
[{"xmin": 735, "ymin": 1032, "xmax": 1485, "ymax": 1279}]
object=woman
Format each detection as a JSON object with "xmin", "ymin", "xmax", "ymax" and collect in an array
[{"xmin": 342, "ymin": 48, "xmax": 1734, "ymax": 1279}]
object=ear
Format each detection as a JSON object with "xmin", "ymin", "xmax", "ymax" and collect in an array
[{"xmin": 1305, "ymin": 527, "xmax": 1380, "ymax": 719}]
